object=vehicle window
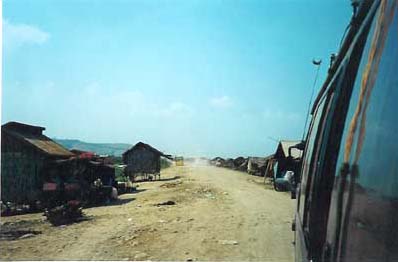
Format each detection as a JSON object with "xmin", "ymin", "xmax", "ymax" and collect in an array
[
  {"xmin": 306, "ymin": 16, "xmax": 377, "ymax": 260},
  {"xmin": 299, "ymin": 3, "xmax": 380, "ymax": 258},
  {"xmin": 303, "ymin": 92, "xmax": 334, "ymax": 228},
  {"xmin": 298, "ymin": 95, "xmax": 326, "ymax": 224},
  {"xmin": 327, "ymin": 3, "xmax": 398, "ymax": 260}
]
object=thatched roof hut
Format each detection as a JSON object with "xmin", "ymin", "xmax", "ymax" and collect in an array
[{"xmin": 122, "ymin": 142, "xmax": 172, "ymax": 179}]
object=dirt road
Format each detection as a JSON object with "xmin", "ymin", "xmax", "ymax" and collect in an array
[{"xmin": 0, "ymin": 163, "xmax": 294, "ymax": 261}]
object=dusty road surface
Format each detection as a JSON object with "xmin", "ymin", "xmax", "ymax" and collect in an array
[{"xmin": 0, "ymin": 163, "xmax": 294, "ymax": 261}]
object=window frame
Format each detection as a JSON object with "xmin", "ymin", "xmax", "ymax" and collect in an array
[{"xmin": 297, "ymin": 2, "xmax": 379, "ymax": 259}]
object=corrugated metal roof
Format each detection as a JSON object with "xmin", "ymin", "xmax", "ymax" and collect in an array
[
  {"xmin": 279, "ymin": 140, "xmax": 303, "ymax": 159},
  {"xmin": 3, "ymin": 123, "xmax": 74, "ymax": 157}
]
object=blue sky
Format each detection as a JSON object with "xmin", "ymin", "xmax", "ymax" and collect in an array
[{"xmin": 2, "ymin": 0, "xmax": 351, "ymax": 158}]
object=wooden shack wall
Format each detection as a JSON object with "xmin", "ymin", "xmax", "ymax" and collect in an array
[
  {"xmin": 44, "ymin": 159, "xmax": 115, "ymax": 187},
  {"xmin": 1, "ymin": 132, "xmax": 46, "ymax": 203},
  {"xmin": 125, "ymin": 147, "xmax": 160, "ymax": 175}
]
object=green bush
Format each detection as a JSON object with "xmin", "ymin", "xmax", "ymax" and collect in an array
[{"xmin": 115, "ymin": 165, "xmax": 128, "ymax": 182}]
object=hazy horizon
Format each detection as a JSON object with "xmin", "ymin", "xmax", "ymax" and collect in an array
[{"xmin": 3, "ymin": 0, "xmax": 352, "ymax": 158}]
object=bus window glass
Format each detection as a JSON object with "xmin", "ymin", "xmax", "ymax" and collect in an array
[
  {"xmin": 299, "ymin": 97, "xmax": 325, "ymax": 222},
  {"xmin": 330, "ymin": 5, "xmax": 398, "ymax": 260}
]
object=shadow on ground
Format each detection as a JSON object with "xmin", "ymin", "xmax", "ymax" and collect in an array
[
  {"xmin": 157, "ymin": 176, "xmax": 181, "ymax": 182},
  {"xmin": 106, "ymin": 197, "xmax": 136, "ymax": 206},
  {"xmin": 134, "ymin": 176, "xmax": 181, "ymax": 183}
]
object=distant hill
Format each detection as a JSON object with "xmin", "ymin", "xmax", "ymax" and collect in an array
[{"xmin": 54, "ymin": 139, "xmax": 132, "ymax": 156}]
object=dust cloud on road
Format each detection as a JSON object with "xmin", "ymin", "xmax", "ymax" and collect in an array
[{"xmin": 1, "ymin": 163, "xmax": 294, "ymax": 261}]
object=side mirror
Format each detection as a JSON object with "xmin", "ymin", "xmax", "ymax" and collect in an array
[{"xmin": 288, "ymin": 140, "xmax": 306, "ymax": 158}]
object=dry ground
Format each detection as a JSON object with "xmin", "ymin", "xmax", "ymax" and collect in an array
[{"xmin": 0, "ymin": 162, "xmax": 294, "ymax": 261}]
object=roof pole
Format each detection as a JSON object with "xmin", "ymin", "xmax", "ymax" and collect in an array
[{"xmin": 301, "ymin": 59, "xmax": 322, "ymax": 141}]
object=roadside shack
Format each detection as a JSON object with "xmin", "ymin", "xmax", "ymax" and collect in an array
[
  {"xmin": 247, "ymin": 155, "xmax": 273, "ymax": 176},
  {"xmin": 1, "ymin": 122, "xmax": 74, "ymax": 205},
  {"xmin": 43, "ymin": 158, "xmax": 116, "ymax": 205},
  {"xmin": 122, "ymin": 142, "xmax": 172, "ymax": 181},
  {"xmin": 272, "ymin": 140, "xmax": 304, "ymax": 180}
]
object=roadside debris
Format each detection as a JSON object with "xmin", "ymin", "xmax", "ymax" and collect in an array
[
  {"xmin": 44, "ymin": 201, "xmax": 85, "ymax": 226},
  {"xmin": 116, "ymin": 181, "xmax": 135, "ymax": 194},
  {"xmin": 218, "ymin": 240, "xmax": 239, "ymax": 245},
  {"xmin": 0, "ymin": 230, "xmax": 42, "ymax": 241},
  {"xmin": 155, "ymin": 200, "xmax": 176, "ymax": 206},
  {"xmin": 19, "ymin": 233, "xmax": 36, "ymax": 239},
  {"xmin": 130, "ymin": 241, "xmax": 139, "ymax": 247},
  {"xmin": 134, "ymin": 252, "xmax": 148, "ymax": 260},
  {"xmin": 160, "ymin": 181, "xmax": 182, "ymax": 188},
  {"xmin": 205, "ymin": 193, "xmax": 216, "ymax": 199},
  {"xmin": 0, "ymin": 201, "xmax": 41, "ymax": 217}
]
